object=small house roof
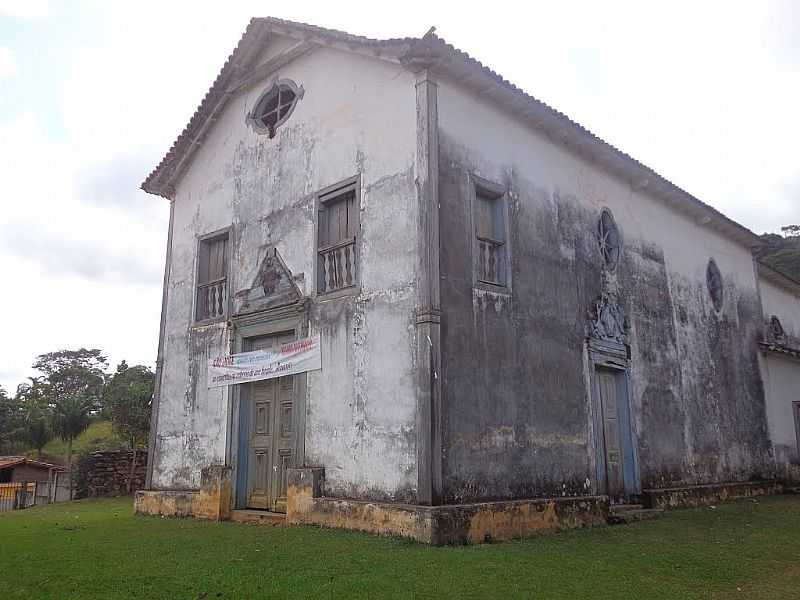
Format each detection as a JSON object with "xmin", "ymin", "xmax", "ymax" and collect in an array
[{"xmin": 0, "ymin": 456, "xmax": 67, "ymax": 471}]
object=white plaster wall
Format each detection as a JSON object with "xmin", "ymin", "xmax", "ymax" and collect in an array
[
  {"xmin": 761, "ymin": 278, "xmax": 800, "ymax": 338},
  {"xmin": 761, "ymin": 355, "xmax": 800, "ymax": 466},
  {"xmin": 152, "ymin": 41, "xmax": 418, "ymax": 496},
  {"xmin": 759, "ymin": 277, "xmax": 800, "ymax": 472}
]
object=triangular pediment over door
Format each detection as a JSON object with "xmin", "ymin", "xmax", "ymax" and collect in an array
[{"xmin": 233, "ymin": 247, "xmax": 303, "ymax": 316}]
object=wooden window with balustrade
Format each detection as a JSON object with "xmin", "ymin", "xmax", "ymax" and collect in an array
[
  {"xmin": 317, "ymin": 178, "xmax": 359, "ymax": 295},
  {"xmin": 196, "ymin": 231, "xmax": 229, "ymax": 321},
  {"xmin": 474, "ymin": 183, "xmax": 508, "ymax": 288}
]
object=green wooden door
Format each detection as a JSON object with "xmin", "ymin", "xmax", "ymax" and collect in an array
[{"xmin": 245, "ymin": 333, "xmax": 295, "ymax": 512}]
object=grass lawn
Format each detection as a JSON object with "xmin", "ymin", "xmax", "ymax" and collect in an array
[{"xmin": 2, "ymin": 496, "xmax": 800, "ymax": 599}]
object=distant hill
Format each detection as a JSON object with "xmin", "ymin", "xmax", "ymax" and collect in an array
[{"xmin": 757, "ymin": 234, "xmax": 800, "ymax": 282}]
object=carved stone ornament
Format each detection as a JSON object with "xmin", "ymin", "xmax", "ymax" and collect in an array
[
  {"xmin": 232, "ymin": 247, "xmax": 302, "ymax": 316},
  {"xmin": 589, "ymin": 295, "xmax": 628, "ymax": 344},
  {"xmin": 768, "ymin": 315, "xmax": 786, "ymax": 343}
]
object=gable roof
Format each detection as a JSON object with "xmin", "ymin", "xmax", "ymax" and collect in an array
[
  {"xmin": 758, "ymin": 261, "xmax": 800, "ymax": 297},
  {"xmin": 142, "ymin": 17, "xmax": 761, "ymax": 249}
]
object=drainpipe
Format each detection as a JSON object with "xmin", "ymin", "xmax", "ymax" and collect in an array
[{"xmin": 145, "ymin": 196, "xmax": 175, "ymax": 489}]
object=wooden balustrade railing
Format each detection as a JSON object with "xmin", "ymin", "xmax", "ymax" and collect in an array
[
  {"xmin": 197, "ymin": 278, "xmax": 227, "ymax": 320},
  {"xmin": 319, "ymin": 238, "xmax": 356, "ymax": 293},
  {"xmin": 478, "ymin": 237, "xmax": 505, "ymax": 286}
]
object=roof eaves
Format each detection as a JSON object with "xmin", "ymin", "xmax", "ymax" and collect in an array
[
  {"xmin": 759, "ymin": 341, "xmax": 800, "ymax": 361},
  {"xmin": 141, "ymin": 18, "xmax": 272, "ymax": 198},
  {"xmin": 258, "ymin": 16, "xmax": 417, "ymax": 50},
  {"xmin": 141, "ymin": 18, "xmax": 764, "ymax": 254},
  {"xmin": 0, "ymin": 457, "xmax": 65, "ymax": 470},
  {"xmin": 757, "ymin": 262, "xmax": 800, "ymax": 297},
  {"xmin": 0, "ymin": 457, "xmax": 25, "ymax": 470},
  {"xmin": 141, "ymin": 18, "xmax": 415, "ymax": 199},
  {"xmin": 414, "ymin": 34, "xmax": 762, "ymax": 250}
]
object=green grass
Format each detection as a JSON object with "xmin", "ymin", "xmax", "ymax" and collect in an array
[
  {"xmin": 2, "ymin": 496, "xmax": 800, "ymax": 599},
  {"xmin": 30, "ymin": 419, "xmax": 125, "ymax": 464}
]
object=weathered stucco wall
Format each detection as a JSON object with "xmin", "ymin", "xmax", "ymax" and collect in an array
[
  {"xmin": 759, "ymin": 277, "xmax": 800, "ymax": 477},
  {"xmin": 436, "ymin": 77, "xmax": 773, "ymax": 503},
  {"xmin": 152, "ymin": 40, "xmax": 419, "ymax": 501},
  {"xmin": 761, "ymin": 354, "xmax": 800, "ymax": 474},
  {"xmin": 760, "ymin": 277, "xmax": 800, "ymax": 338}
]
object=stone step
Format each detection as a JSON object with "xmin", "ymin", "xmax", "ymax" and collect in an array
[
  {"xmin": 608, "ymin": 504, "xmax": 663, "ymax": 525},
  {"xmin": 611, "ymin": 503, "xmax": 644, "ymax": 512},
  {"xmin": 230, "ymin": 509, "xmax": 286, "ymax": 526}
]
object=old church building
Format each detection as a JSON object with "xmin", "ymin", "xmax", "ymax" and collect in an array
[{"xmin": 135, "ymin": 18, "xmax": 800, "ymax": 543}]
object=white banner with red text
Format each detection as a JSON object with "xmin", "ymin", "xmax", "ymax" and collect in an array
[{"xmin": 207, "ymin": 334, "xmax": 321, "ymax": 388}]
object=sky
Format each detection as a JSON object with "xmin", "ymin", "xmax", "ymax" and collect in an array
[{"xmin": 0, "ymin": 0, "xmax": 798, "ymax": 393}]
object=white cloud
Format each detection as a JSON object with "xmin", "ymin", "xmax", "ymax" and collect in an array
[
  {"xmin": 0, "ymin": 111, "xmax": 166, "ymax": 392},
  {"xmin": 0, "ymin": 47, "xmax": 16, "ymax": 79},
  {"xmin": 0, "ymin": 0, "xmax": 798, "ymax": 391},
  {"xmin": 0, "ymin": 0, "xmax": 48, "ymax": 19}
]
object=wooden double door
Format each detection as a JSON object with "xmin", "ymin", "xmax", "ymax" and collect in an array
[
  {"xmin": 595, "ymin": 367, "xmax": 638, "ymax": 503},
  {"xmin": 243, "ymin": 333, "xmax": 296, "ymax": 513}
]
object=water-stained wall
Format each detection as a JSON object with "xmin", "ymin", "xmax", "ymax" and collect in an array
[
  {"xmin": 152, "ymin": 39, "xmax": 419, "ymax": 501},
  {"xmin": 437, "ymin": 78, "xmax": 774, "ymax": 503}
]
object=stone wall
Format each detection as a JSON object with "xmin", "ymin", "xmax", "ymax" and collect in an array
[{"xmin": 76, "ymin": 450, "xmax": 147, "ymax": 498}]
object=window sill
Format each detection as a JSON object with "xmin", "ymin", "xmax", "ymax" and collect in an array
[
  {"xmin": 315, "ymin": 285, "xmax": 360, "ymax": 302},
  {"xmin": 473, "ymin": 281, "xmax": 511, "ymax": 297},
  {"xmin": 192, "ymin": 316, "xmax": 229, "ymax": 329}
]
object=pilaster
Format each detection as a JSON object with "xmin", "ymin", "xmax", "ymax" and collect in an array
[{"xmin": 414, "ymin": 69, "xmax": 442, "ymax": 505}]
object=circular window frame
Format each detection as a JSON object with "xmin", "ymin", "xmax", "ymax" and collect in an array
[
  {"xmin": 247, "ymin": 78, "xmax": 305, "ymax": 138},
  {"xmin": 597, "ymin": 208, "xmax": 622, "ymax": 269},
  {"xmin": 706, "ymin": 258, "xmax": 723, "ymax": 312}
]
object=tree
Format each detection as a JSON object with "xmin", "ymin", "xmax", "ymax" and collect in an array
[
  {"xmin": 0, "ymin": 386, "xmax": 23, "ymax": 454},
  {"xmin": 781, "ymin": 225, "xmax": 800, "ymax": 238},
  {"xmin": 15, "ymin": 378, "xmax": 52, "ymax": 457},
  {"xmin": 33, "ymin": 348, "xmax": 107, "ymax": 407},
  {"xmin": 33, "ymin": 349, "xmax": 107, "ymax": 467},
  {"xmin": 51, "ymin": 394, "xmax": 95, "ymax": 469},
  {"xmin": 104, "ymin": 361, "xmax": 154, "ymax": 493}
]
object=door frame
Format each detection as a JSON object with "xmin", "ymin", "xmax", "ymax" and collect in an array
[
  {"xmin": 226, "ymin": 302, "xmax": 308, "ymax": 510},
  {"xmin": 587, "ymin": 337, "xmax": 640, "ymax": 500},
  {"xmin": 793, "ymin": 401, "xmax": 800, "ymax": 459}
]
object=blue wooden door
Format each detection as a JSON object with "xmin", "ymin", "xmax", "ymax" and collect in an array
[{"xmin": 596, "ymin": 368, "xmax": 638, "ymax": 501}]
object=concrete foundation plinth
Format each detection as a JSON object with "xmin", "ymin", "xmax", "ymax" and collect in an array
[
  {"xmin": 134, "ymin": 489, "xmax": 199, "ymax": 517},
  {"xmin": 643, "ymin": 480, "xmax": 783, "ymax": 510},
  {"xmin": 135, "ymin": 464, "xmax": 232, "ymax": 520},
  {"xmin": 286, "ymin": 466, "xmax": 608, "ymax": 544},
  {"xmin": 197, "ymin": 464, "xmax": 233, "ymax": 521}
]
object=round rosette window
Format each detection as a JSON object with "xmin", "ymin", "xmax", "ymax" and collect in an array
[
  {"xmin": 248, "ymin": 79, "xmax": 304, "ymax": 138},
  {"xmin": 597, "ymin": 208, "xmax": 621, "ymax": 269}
]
